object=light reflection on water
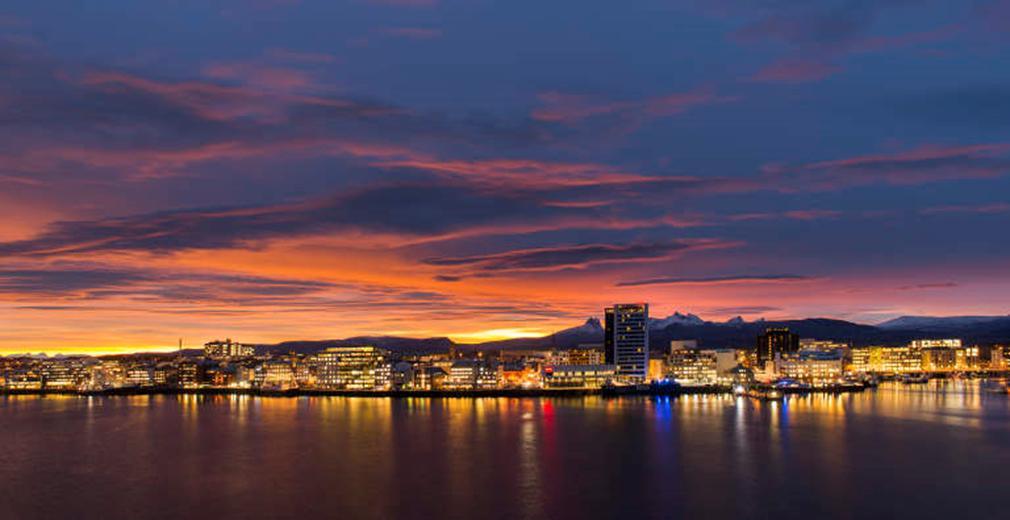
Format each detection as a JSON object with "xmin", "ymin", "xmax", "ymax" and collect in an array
[{"xmin": 2, "ymin": 381, "xmax": 1010, "ymax": 519}]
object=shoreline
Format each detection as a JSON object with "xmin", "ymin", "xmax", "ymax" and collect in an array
[{"xmin": 0, "ymin": 384, "xmax": 867, "ymax": 398}]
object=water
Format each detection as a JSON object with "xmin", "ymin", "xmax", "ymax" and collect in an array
[{"xmin": 2, "ymin": 382, "xmax": 1009, "ymax": 519}]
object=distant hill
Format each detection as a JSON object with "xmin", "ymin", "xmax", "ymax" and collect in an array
[
  {"xmin": 250, "ymin": 312, "xmax": 1010, "ymax": 355},
  {"xmin": 259, "ymin": 336, "xmax": 454, "ymax": 355},
  {"xmin": 875, "ymin": 315, "xmax": 1010, "ymax": 344},
  {"xmin": 878, "ymin": 315, "xmax": 1010, "ymax": 331}
]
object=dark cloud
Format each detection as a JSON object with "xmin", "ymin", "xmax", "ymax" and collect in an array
[
  {"xmin": 0, "ymin": 267, "xmax": 148, "ymax": 294},
  {"xmin": 0, "ymin": 183, "xmax": 568, "ymax": 255},
  {"xmin": 709, "ymin": 305, "xmax": 783, "ymax": 315},
  {"xmin": 919, "ymin": 203, "xmax": 1010, "ymax": 215},
  {"xmin": 615, "ymin": 274, "xmax": 813, "ymax": 287},
  {"xmin": 424, "ymin": 240, "xmax": 729, "ymax": 274},
  {"xmin": 763, "ymin": 143, "xmax": 1010, "ymax": 190},
  {"xmin": 897, "ymin": 282, "xmax": 958, "ymax": 290},
  {"xmin": 0, "ymin": 42, "xmax": 546, "ymax": 185},
  {"xmin": 0, "ymin": 265, "xmax": 333, "ymax": 300}
]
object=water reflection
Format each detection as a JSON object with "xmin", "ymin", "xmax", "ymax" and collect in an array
[{"xmin": 3, "ymin": 383, "xmax": 1010, "ymax": 519}]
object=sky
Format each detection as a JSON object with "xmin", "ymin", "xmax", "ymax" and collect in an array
[{"xmin": 1, "ymin": 0, "xmax": 1009, "ymax": 353}]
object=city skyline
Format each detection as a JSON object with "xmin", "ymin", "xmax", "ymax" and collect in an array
[{"xmin": 3, "ymin": 1, "xmax": 1010, "ymax": 353}]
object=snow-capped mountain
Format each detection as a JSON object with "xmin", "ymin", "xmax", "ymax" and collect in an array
[{"xmin": 650, "ymin": 312, "xmax": 706, "ymax": 329}]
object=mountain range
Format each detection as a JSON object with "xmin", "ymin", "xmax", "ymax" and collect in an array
[{"xmin": 255, "ymin": 313, "xmax": 1010, "ymax": 355}]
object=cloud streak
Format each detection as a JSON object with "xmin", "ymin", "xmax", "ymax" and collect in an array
[
  {"xmin": 763, "ymin": 143, "xmax": 1010, "ymax": 190},
  {"xmin": 615, "ymin": 274, "xmax": 815, "ymax": 287},
  {"xmin": 424, "ymin": 240, "xmax": 735, "ymax": 276},
  {"xmin": 531, "ymin": 88, "xmax": 735, "ymax": 125}
]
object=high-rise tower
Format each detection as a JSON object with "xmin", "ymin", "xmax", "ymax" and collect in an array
[{"xmin": 604, "ymin": 303, "xmax": 649, "ymax": 381}]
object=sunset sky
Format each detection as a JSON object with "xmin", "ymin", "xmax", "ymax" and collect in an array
[{"xmin": 1, "ymin": 1, "xmax": 1009, "ymax": 353}]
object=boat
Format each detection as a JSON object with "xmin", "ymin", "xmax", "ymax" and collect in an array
[
  {"xmin": 857, "ymin": 374, "xmax": 880, "ymax": 388},
  {"xmin": 733, "ymin": 384, "xmax": 783, "ymax": 401},
  {"xmin": 899, "ymin": 373, "xmax": 930, "ymax": 385}
]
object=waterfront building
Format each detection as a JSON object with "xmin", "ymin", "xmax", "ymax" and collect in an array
[
  {"xmin": 416, "ymin": 366, "xmax": 448, "ymax": 390},
  {"xmin": 126, "ymin": 366, "xmax": 154, "ymax": 387},
  {"xmin": 913, "ymin": 341, "xmax": 979, "ymax": 372},
  {"xmin": 4, "ymin": 369, "xmax": 43, "ymax": 390},
  {"xmin": 667, "ymin": 349, "xmax": 718, "ymax": 385},
  {"xmin": 204, "ymin": 339, "xmax": 254, "ymax": 360},
  {"xmin": 542, "ymin": 364, "xmax": 615, "ymax": 389},
  {"xmin": 153, "ymin": 363, "xmax": 174, "ymax": 386},
  {"xmin": 292, "ymin": 356, "xmax": 316, "ymax": 389},
  {"xmin": 501, "ymin": 361, "xmax": 543, "ymax": 389},
  {"xmin": 234, "ymin": 365, "xmax": 257, "ymax": 388},
  {"xmin": 255, "ymin": 360, "xmax": 296, "ymax": 390},
  {"xmin": 991, "ymin": 346, "xmax": 1008, "ymax": 370},
  {"xmin": 729, "ymin": 365, "xmax": 755, "ymax": 387},
  {"xmin": 447, "ymin": 359, "xmax": 501, "ymax": 390},
  {"xmin": 315, "ymin": 346, "xmax": 392, "ymax": 390},
  {"xmin": 756, "ymin": 328, "xmax": 800, "ymax": 367},
  {"xmin": 957, "ymin": 345, "xmax": 980, "ymax": 370},
  {"xmin": 205, "ymin": 367, "xmax": 234, "ymax": 387},
  {"xmin": 921, "ymin": 347, "xmax": 957, "ymax": 371},
  {"xmin": 605, "ymin": 303, "xmax": 649, "ymax": 382},
  {"xmin": 40, "ymin": 358, "xmax": 89, "ymax": 390},
  {"xmin": 851, "ymin": 346, "xmax": 922, "ymax": 374},
  {"xmin": 777, "ymin": 350, "xmax": 844, "ymax": 386},
  {"xmin": 391, "ymin": 361, "xmax": 416, "ymax": 390},
  {"xmin": 177, "ymin": 360, "xmax": 200, "ymax": 389}
]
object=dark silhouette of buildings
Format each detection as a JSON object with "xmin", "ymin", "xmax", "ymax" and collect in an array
[{"xmin": 755, "ymin": 328, "xmax": 799, "ymax": 366}]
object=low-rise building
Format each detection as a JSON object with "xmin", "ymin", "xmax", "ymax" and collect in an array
[
  {"xmin": 256, "ymin": 360, "xmax": 296, "ymax": 390},
  {"xmin": 852, "ymin": 346, "xmax": 922, "ymax": 374},
  {"xmin": 446, "ymin": 360, "xmax": 501, "ymax": 390},
  {"xmin": 315, "ymin": 346, "xmax": 392, "ymax": 390},
  {"xmin": 126, "ymin": 366, "xmax": 154, "ymax": 387},
  {"xmin": 777, "ymin": 350, "xmax": 844, "ymax": 386},
  {"xmin": 41, "ymin": 358, "xmax": 89, "ymax": 390},
  {"xmin": 204, "ymin": 339, "xmax": 254, "ymax": 360},
  {"xmin": 542, "ymin": 364, "xmax": 615, "ymax": 389},
  {"xmin": 501, "ymin": 361, "xmax": 543, "ymax": 389},
  {"xmin": 568, "ymin": 346, "xmax": 605, "ymax": 365},
  {"xmin": 667, "ymin": 349, "xmax": 718, "ymax": 385}
]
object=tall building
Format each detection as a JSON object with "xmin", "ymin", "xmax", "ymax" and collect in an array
[
  {"xmin": 755, "ymin": 328, "xmax": 799, "ymax": 366},
  {"xmin": 605, "ymin": 303, "xmax": 649, "ymax": 381}
]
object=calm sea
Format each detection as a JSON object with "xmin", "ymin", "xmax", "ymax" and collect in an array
[{"xmin": 2, "ymin": 382, "xmax": 1008, "ymax": 519}]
